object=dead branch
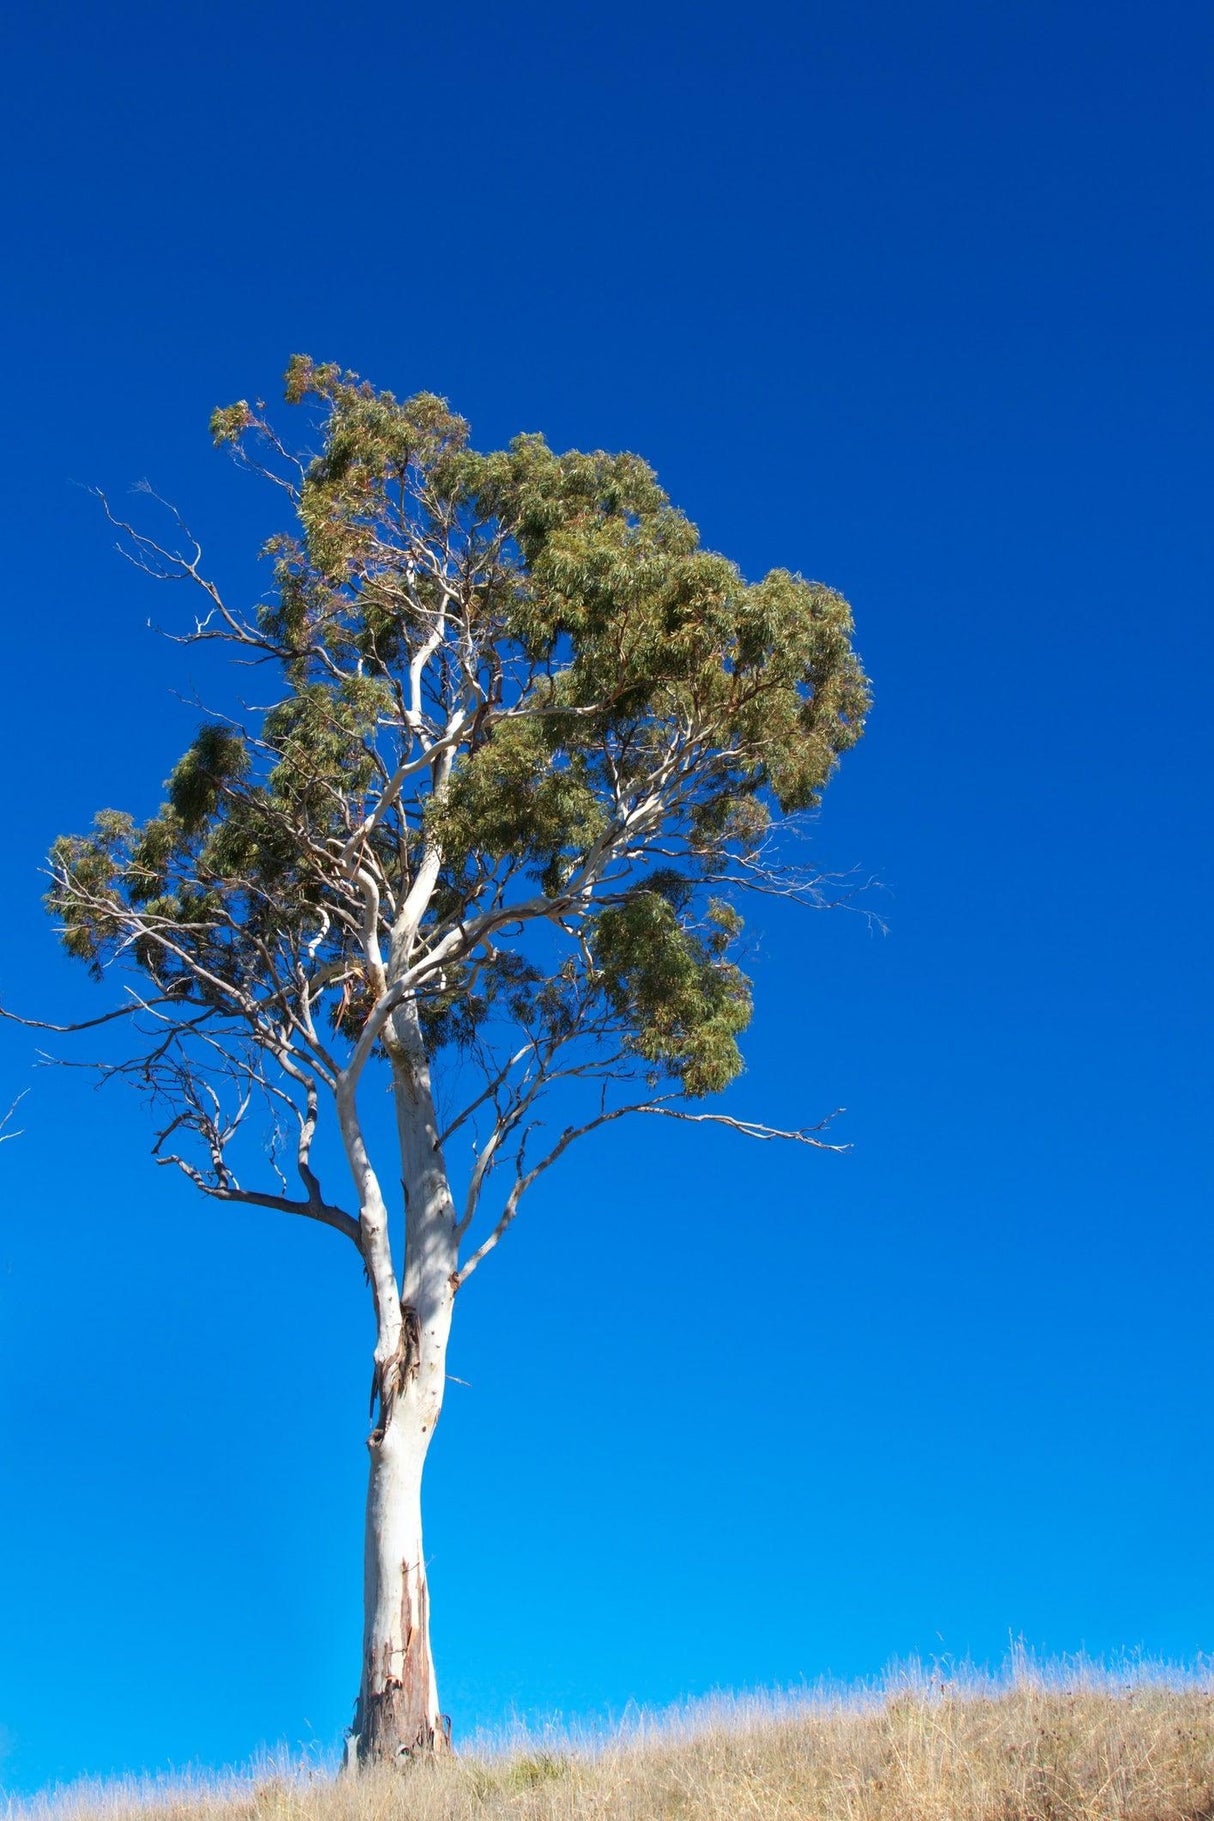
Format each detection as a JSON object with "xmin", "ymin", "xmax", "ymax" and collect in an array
[
  {"xmin": 454, "ymin": 1097, "xmax": 846, "ymax": 1288},
  {"xmin": 0, "ymin": 1091, "xmax": 27, "ymax": 1144}
]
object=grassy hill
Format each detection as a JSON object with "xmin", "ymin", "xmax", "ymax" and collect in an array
[{"xmin": 11, "ymin": 1667, "xmax": 1214, "ymax": 1821}]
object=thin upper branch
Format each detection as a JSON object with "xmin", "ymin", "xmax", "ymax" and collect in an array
[
  {"xmin": 454, "ymin": 1098, "xmax": 846, "ymax": 1288},
  {"xmin": 0, "ymin": 1092, "xmax": 27, "ymax": 1144}
]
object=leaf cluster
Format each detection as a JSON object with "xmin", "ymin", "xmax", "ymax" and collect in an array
[{"xmin": 591, "ymin": 877, "xmax": 752, "ymax": 1096}]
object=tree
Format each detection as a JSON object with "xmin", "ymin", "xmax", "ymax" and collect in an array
[{"xmin": 32, "ymin": 359, "xmax": 870, "ymax": 1765}]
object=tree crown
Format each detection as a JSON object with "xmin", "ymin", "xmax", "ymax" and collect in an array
[{"xmin": 44, "ymin": 359, "xmax": 870, "ymax": 1238}]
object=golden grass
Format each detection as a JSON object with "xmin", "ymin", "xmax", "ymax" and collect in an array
[{"xmin": 12, "ymin": 1666, "xmax": 1214, "ymax": 1821}]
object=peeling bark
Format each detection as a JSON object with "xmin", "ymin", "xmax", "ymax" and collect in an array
[
  {"xmin": 352, "ymin": 1384, "xmax": 451, "ymax": 1762},
  {"xmin": 348, "ymin": 993, "xmax": 458, "ymax": 1767}
]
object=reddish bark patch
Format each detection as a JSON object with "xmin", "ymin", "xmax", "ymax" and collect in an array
[{"xmin": 353, "ymin": 1560, "xmax": 450, "ymax": 1765}]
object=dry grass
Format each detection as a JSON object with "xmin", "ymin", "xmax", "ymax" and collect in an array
[{"xmin": 11, "ymin": 1663, "xmax": 1214, "ymax": 1821}]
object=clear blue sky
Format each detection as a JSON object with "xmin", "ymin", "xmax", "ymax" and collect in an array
[{"xmin": 1, "ymin": 0, "xmax": 1211, "ymax": 1794}]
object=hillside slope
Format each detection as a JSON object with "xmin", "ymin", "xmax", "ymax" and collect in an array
[{"xmin": 14, "ymin": 1674, "xmax": 1214, "ymax": 1821}]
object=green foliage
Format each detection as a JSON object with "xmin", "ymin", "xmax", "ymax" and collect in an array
[
  {"xmin": 208, "ymin": 401, "xmax": 255, "ymax": 444},
  {"xmin": 166, "ymin": 725, "xmax": 249, "ymax": 832},
  {"xmin": 592, "ymin": 880, "xmax": 753, "ymax": 1096},
  {"xmin": 47, "ymin": 811, "xmax": 136, "ymax": 979},
  {"xmin": 50, "ymin": 358, "xmax": 869, "ymax": 1103},
  {"xmin": 434, "ymin": 715, "xmax": 607, "ymax": 896}
]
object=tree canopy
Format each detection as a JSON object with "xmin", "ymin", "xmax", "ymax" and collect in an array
[{"xmin": 46, "ymin": 353, "xmax": 869, "ymax": 1267}]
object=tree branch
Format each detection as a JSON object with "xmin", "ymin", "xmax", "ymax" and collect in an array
[
  {"xmin": 0, "ymin": 1092, "xmax": 27, "ymax": 1144},
  {"xmin": 454, "ymin": 1099, "xmax": 846, "ymax": 1287},
  {"xmin": 154, "ymin": 1151, "xmax": 360, "ymax": 1245}
]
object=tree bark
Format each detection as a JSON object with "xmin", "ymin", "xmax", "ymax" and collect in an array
[
  {"xmin": 353, "ymin": 1375, "xmax": 449, "ymax": 1761},
  {"xmin": 348, "ymin": 995, "xmax": 459, "ymax": 1767}
]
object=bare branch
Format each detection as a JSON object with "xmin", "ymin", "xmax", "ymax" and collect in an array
[
  {"xmin": 641, "ymin": 1106, "xmax": 848, "ymax": 1148},
  {"xmin": 0, "ymin": 992, "xmax": 194, "ymax": 1035},
  {"xmin": 155, "ymin": 1151, "xmax": 360, "ymax": 1245},
  {"xmin": 454, "ymin": 1099, "xmax": 846, "ymax": 1288},
  {"xmin": 0, "ymin": 1091, "xmax": 27, "ymax": 1144}
]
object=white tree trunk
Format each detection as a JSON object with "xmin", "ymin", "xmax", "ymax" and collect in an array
[
  {"xmin": 354, "ymin": 1366, "xmax": 449, "ymax": 1759},
  {"xmin": 348, "ymin": 994, "xmax": 459, "ymax": 1765}
]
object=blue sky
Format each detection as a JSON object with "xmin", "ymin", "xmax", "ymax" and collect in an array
[{"xmin": 1, "ymin": 0, "xmax": 1211, "ymax": 1793}]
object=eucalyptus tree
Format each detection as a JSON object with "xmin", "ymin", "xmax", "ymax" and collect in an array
[{"xmin": 37, "ymin": 359, "xmax": 869, "ymax": 1766}]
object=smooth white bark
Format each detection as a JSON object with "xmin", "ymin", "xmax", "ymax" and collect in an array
[
  {"xmin": 346, "ymin": 977, "xmax": 459, "ymax": 1762},
  {"xmin": 356, "ymin": 1380, "xmax": 447, "ymax": 1758}
]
